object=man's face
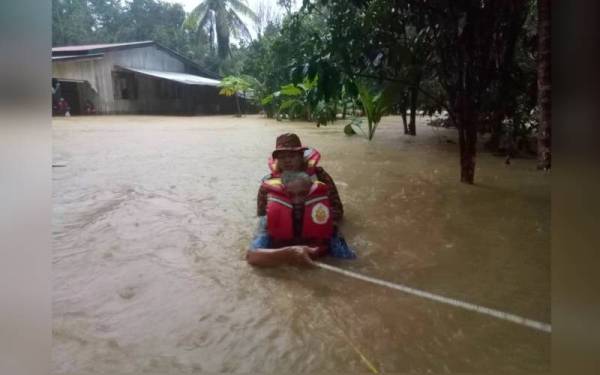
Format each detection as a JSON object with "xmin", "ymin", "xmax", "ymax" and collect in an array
[
  {"xmin": 275, "ymin": 151, "xmax": 304, "ymax": 172},
  {"xmin": 286, "ymin": 179, "xmax": 312, "ymax": 205}
]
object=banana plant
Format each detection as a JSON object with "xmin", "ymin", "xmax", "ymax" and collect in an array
[
  {"xmin": 260, "ymin": 91, "xmax": 281, "ymax": 119},
  {"xmin": 240, "ymin": 75, "xmax": 265, "ymax": 103},
  {"xmin": 218, "ymin": 75, "xmax": 251, "ymax": 117},
  {"xmin": 263, "ymin": 77, "xmax": 318, "ymax": 120},
  {"xmin": 356, "ymin": 82, "xmax": 391, "ymax": 140}
]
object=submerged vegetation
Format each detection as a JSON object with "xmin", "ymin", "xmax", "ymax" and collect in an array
[{"xmin": 53, "ymin": 0, "xmax": 551, "ymax": 182}]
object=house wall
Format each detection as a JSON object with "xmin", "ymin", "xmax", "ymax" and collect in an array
[{"xmin": 52, "ymin": 45, "xmax": 229, "ymax": 114}]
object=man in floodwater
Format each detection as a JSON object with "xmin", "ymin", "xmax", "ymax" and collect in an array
[
  {"xmin": 247, "ymin": 133, "xmax": 356, "ymax": 267},
  {"xmin": 257, "ymin": 133, "xmax": 344, "ymax": 223},
  {"xmin": 247, "ymin": 171, "xmax": 333, "ymax": 267}
]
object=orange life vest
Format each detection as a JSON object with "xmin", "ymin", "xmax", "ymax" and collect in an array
[
  {"xmin": 268, "ymin": 148, "xmax": 322, "ymax": 179},
  {"xmin": 262, "ymin": 177, "xmax": 333, "ymax": 256}
]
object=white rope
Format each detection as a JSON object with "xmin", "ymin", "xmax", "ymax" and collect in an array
[{"xmin": 314, "ymin": 261, "xmax": 551, "ymax": 334}]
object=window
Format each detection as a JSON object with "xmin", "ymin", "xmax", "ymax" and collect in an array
[{"xmin": 112, "ymin": 71, "xmax": 138, "ymax": 100}]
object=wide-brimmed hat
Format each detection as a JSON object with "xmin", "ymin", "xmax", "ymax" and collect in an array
[{"xmin": 272, "ymin": 133, "xmax": 308, "ymax": 158}]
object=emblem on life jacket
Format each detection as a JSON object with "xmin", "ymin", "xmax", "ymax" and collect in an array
[{"xmin": 311, "ymin": 203, "xmax": 330, "ymax": 224}]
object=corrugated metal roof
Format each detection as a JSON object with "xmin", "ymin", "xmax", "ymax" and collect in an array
[
  {"xmin": 52, "ymin": 41, "xmax": 153, "ymax": 54},
  {"xmin": 120, "ymin": 66, "xmax": 221, "ymax": 87},
  {"xmin": 51, "ymin": 40, "xmax": 219, "ymax": 79},
  {"xmin": 52, "ymin": 53, "xmax": 104, "ymax": 61}
]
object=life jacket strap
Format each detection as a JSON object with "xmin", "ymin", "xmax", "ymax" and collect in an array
[
  {"xmin": 304, "ymin": 195, "xmax": 328, "ymax": 206},
  {"xmin": 267, "ymin": 196, "xmax": 293, "ymax": 208}
]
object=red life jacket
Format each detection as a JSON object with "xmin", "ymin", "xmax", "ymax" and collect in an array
[
  {"xmin": 263, "ymin": 178, "xmax": 333, "ymax": 257},
  {"xmin": 268, "ymin": 148, "xmax": 322, "ymax": 179}
]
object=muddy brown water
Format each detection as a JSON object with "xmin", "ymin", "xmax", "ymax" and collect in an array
[{"xmin": 52, "ymin": 115, "xmax": 549, "ymax": 373}]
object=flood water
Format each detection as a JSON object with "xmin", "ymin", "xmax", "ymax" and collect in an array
[{"xmin": 52, "ymin": 114, "xmax": 550, "ymax": 373}]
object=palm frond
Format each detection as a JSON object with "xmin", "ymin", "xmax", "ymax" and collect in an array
[
  {"xmin": 227, "ymin": 10, "xmax": 252, "ymax": 41},
  {"xmin": 185, "ymin": 2, "xmax": 211, "ymax": 31},
  {"xmin": 186, "ymin": 2, "xmax": 210, "ymax": 29},
  {"xmin": 227, "ymin": 0, "xmax": 258, "ymax": 22}
]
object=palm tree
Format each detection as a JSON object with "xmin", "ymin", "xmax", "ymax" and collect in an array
[{"xmin": 186, "ymin": 0, "xmax": 257, "ymax": 59}]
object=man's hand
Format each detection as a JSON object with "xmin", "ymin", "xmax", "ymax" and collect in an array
[
  {"xmin": 246, "ymin": 245, "xmax": 319, "ymax": 268},
  {"xmin": 290, "ymin": 246, "xmax": 319, "ymax": 267}
]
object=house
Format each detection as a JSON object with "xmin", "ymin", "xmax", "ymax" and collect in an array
[{"xmin": 52, "ymin": 41, "xmax": 237, "ymax": 115}]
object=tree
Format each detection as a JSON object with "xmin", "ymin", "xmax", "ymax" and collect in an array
[
  {"xmin": 295, "ymin": 0, "xmax": 437, "ymax": 137},
  {"xmin": 54, "ymin": 0, "xmax": 199, "ymax": 62},
  {"xmin": 536, "ymin": 0, "xmax": 551, "ymax": 170},
  {"xmin": 365, "ymin": 0, "xmax": 436, "ymax": 136},
  {"xmin": 480, "ymin": 1, "xmax": 534, "ymax": 156},
  {"xmin": 119, "ymin": 0, "xmax": 189, "ymax": 49},
  {"xmin": 52, "ymin": 0, "xmax": 96, "ymax": 46},
  {"xmin": 410, "ymin": 0, "xmax": 532, "ymax": 183},
  {"xmin": 186, "ymin": 0, "xmax": 258, "ymax": 59},
  {"xmin": 299, "ymin": 0, "xmax": 533, "ymax": 183},
  {"xmin": 241, "ymin": 22, "xmax": 281, "ymax": 90},
  {"xmin": 254, "ymin": 0, "xmax": 282, "ymax": 37},
  {"xmin": 87, "ymin": 0, "xmax": 127, "ymax": 43},
  {"xmin": 277, "ymin": 0, "xmax": 295, "ymax": 15},
  {"xmin": 241, "ymin": 14, "xmax": 325, "ymax": 105}
]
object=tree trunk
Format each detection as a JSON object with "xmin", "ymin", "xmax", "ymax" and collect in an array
[
  {"xmin": 235, "ymin": 95, "xmax": 241, "ymax": 117},
  {"xmin": 333, "ymin": 101, "xmax": 338, "ymax": 121},
  {"xmin": 537, "ymin": 0, "xmax": 551, "ymax": 170},
  {"xmin": 408, "ymin": 84, "xmax": 419, "ymax": 136},
  {"xmin": 485, "ymin": 4, "xmax": 526, "ymax": 154},
  {"xmin": 401, "ymin": 107, "xmax": 408, "ymax": 134},
  {"xmin": 242, "ymin": 91, "xmax": 246, "ymax": 116},
  {"xmin": 486, "ymin": 111, "xmax": 504, "ymax": 152},
  {"xmin": 457, "ymin": 96, "xmax": 477, "ymax": 184},
  {"xmin": 506, "ymin": 114, "xmax": 520, "ymax": 162},
  {"xmin": 342, "ymin": 101, "xmax": 347, "ymax": 119},
  {"xmin": 457, "ymin": 7, "xmax": 478, "ymax": 184}
]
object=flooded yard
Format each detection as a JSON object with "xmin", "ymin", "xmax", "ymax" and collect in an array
[{"xmin": 52, "ymin": 114, "xmax": 550, "ymax": 373}]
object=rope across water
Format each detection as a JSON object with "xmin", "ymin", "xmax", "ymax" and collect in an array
[{"xmin": 314, "ymin": 261, "xmax": 552, "ymax": 334}]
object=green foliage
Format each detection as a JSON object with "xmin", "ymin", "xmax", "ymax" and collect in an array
[
  {"xmin": 279, "ymin": 84, "xmax": 303, "ymax": 96},
  {"xmin": 218, "ymin": 75, "xmax": 252, "ymax": 116},
  {"xmin": 218, "ymin": 75, "xmax": 251, "ymax": 96},
  {"xmin": 277, "ymin": 0, "xmax": 293, "ymax": 15},
  {"xmin": 241, "ymin": 13, "xmax": 325, "ymax": 101},
  {"xmin": 313, "ymin": 100, "xmax": 337, "ymax": 127},
  {"xmin": 52, "ymin": 0, "xmax": 97, "ymax": 46},
  {"xmin": 344, "ymin": 117, "xmax": 365, "ymax": 136},
  {"xmin": 356, "ymin": 82, "xmax": 390, "ymax": 140},
  {"xmin": 279, "ymin": 98, "xmax": 305, "ymax": 119},
  {"xmin": 239, "ymin": 74, "xmax": 266, "ymax": 102},
  {"xmin": 265, "ymin": 77, "xmax": 319, "ymax": 121},
  {"xmin": 186, "ymin": 0, "xmax": 258, "ymax": 59},
  {"xmin": 261, "ymin": 94, "xmax": 275, "ymax": 105}
]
